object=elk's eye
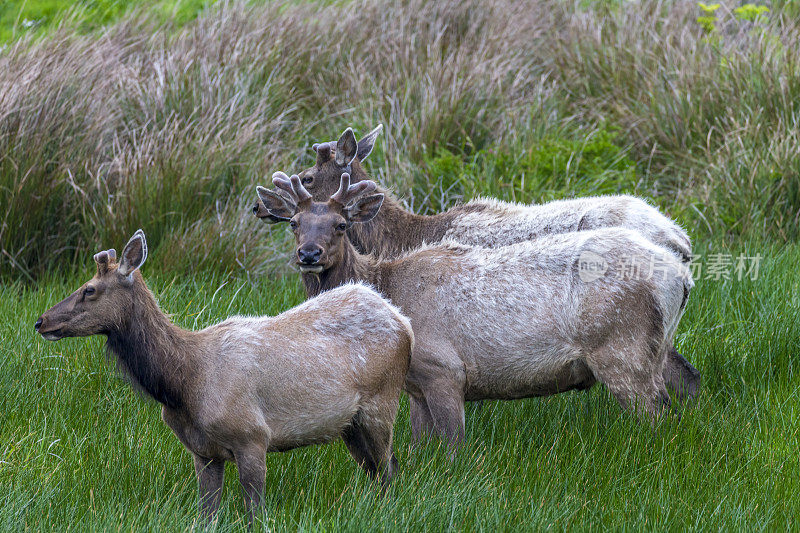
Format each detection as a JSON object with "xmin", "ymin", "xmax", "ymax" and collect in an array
[
  {"xmin": 336, "ymin": 223, "xmax": 347, "ymax": 231},
  {"xmin": 84, "ymin": 287, "xmax": 96, "ymax": 296},
  {"xmin": 289, "ymin": 220, "xmax": 298, "ymax": 229},
  {"xmin": 301, "ymin": 176, "xmax": 313, "ymax": 185}
]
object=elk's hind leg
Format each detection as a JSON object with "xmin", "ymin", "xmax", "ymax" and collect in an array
[
  {"xmin": 344, "ymin": 396, "xmax": 400, "ymax": 491},
  {"xmin": 342, "ymin": 415, "xmax": 378, "ymax": 478}
]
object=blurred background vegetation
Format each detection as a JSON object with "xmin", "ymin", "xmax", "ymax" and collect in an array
[{"xmin": 1, "ymin": 0, "xmax": 798, "ymax": 281}]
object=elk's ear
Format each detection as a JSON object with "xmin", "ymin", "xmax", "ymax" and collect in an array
[
  {"xmin": 357, "ymin": 124, "xmax": 383, "ymax": 161},
  {"xmin": 335, "ymin": 128, "xmax": 358, "ymax": 167},
  {"xmin": 345, "ymin": 193, "xmax": 384, "ymax": 223},
  {"xmin": 256, "ymin": 186, "xmax": 297, "ymax": 221},
  {"xmin": 118, "ymin": 230, "xmax": 148, "ymax": 278}
]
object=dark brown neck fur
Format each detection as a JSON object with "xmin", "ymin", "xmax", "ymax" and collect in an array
[
  {"xmin": 301, "ymin": 240, "xmax": 385, "ymax": 298},
  {"xmin": 105, "ymin": 274, "xmax": 195, "ymax": 409}
]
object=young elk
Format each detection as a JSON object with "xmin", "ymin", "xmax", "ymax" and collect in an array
[
  {"xmin": 256, "ymin": 174, "xmax": 693, "ymax": 449},
  {"xmin": 253, "ymin": 125, "xmax": 700, "ymax": 401},
  {"xmin": 34, "ymin": 230, "xmax": 413, "ymax": 523}
]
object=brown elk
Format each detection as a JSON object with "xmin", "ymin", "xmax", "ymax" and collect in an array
[
  {"xmin": 253, "ymin": 126, "xmax": 700, "ymax": 401},
  {"xmin": 256, "ymin": 174, "xmax": 692, "ymax": 448},
  {"xmin": 34, "ymin": 230, "xmax": 413, "ymax": 523}
]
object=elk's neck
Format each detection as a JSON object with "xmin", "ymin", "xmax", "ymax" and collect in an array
[
  {"xmin": 347, "ymin": 189, "xmax": 456, "ymax": 258},
  {"xmin": 105, "ymin": 276, "xmax": 196, "ymax": 409},
  {"xmin": 301, "ymin": 243, "xmax": 384, "ymax": 298}
]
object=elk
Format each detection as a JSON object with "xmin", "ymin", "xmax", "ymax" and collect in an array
[
  {"xmin": 253, "ymin": 125, "xmax": 700, "ymax": 401},
  {"xmin": 35, "ymin": 230, "xmax": 413, "ymax": 523},
  {"xmin": 256, "ymin": 174, "xmax": 693, "ymax": 448}
]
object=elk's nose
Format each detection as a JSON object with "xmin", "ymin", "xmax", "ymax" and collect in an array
[
  {"xmin": 298, "ymin": 247, "xmax": 322, "ymax": 265},
  {"xmin": 34, "ymin": 317, "xmax": 43, "ymax": 331},
  {"xmin": 252, "ymin": 202, "xmax": 260, "ymax": 215}
]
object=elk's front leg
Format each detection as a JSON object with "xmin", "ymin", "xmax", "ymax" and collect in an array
[
  {"xmin": 234, "ymin": 443, "xmax": 267, "ymax": 526},
  {"xmin": 407, "ymin": 339, "xmax": 467, "ymax": 451},
  {"xmin": 409, "ymin": 395, "xmax": 435, "ymax": 442},
  {"xmin": 193, "ymin": 454, "xmax": 225, "ymax": 518},
  {"xmin": 662, "ymin": 346, "xmax": 701, "ymax": 402},
  {"xmin": 422, "ymin": 380, "xmax": 466, "ymax": 450}
]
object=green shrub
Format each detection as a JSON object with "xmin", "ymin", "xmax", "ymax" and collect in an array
[
  {"xmin": 696, "ymin": 2, "xmax": 720, "ymax": 34},
  {"xmin": 733, "ymin": 3, "xmax": 770, "ymax": 22}
]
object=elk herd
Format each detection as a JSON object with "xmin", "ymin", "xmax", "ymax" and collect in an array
[{"xmin": 35, "ymin": 125, "xmax": 701, "ymax": 523}]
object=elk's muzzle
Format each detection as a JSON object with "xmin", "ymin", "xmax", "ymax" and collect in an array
[
  {"xmin": 297, "ymin": 246, "xmax": 322, "ymax": 265},
  {"xmin": 35, "ymin": 313, "xmax": 64, "ymax": 341},
  {"xmin": 296, "ymin": 245, "xmax": 324, "ymax": 273}
]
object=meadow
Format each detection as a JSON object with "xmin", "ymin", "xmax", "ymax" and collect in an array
[
  {"xmin": 2, "ymin": 239, "xmax": 799, "ymax": 530},
  {"xmin": 1, "ymin": 0, "xmax": 799, "ymax": 530}
]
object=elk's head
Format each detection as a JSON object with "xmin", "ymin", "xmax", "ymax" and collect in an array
[
  {"xmin": 35, "ymin": 230, "xmax": 148, "ymax": 340},
  {"xmin": 252, "ymin": 124, "xmax": 382, "ymax": 221},
  {"xmin": 256, "ymin": 173, "xmax": 383, "ymax": 273}
]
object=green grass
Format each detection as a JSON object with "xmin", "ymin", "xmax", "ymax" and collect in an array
[
  {"xmin": 0, "ymin": 0, "xmax": 214, "ymax": 43},
  {"xmin": 2, "ymin": 237, "xmax": 798, "ymax": 530}
]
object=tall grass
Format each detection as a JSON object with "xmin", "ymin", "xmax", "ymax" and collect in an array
[
  {"xmin": 1, "ymin": 237, "xmax": 798, "ymax": 530},
  {"xmin": 2, "ymin": 0, "xmax": 799, "ymax": 280},
  {"xmin": 546, "ymin": 0, "xmax": 800, "ymax": 239}
]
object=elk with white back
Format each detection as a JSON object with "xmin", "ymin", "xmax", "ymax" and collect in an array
[
  {"xmin": 256, "ymin": 174, "xmax": 692, "ymax": 448},
  {"xmin": 253, "ymin": 125, "xmax": 700, "ymax": 401}
]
